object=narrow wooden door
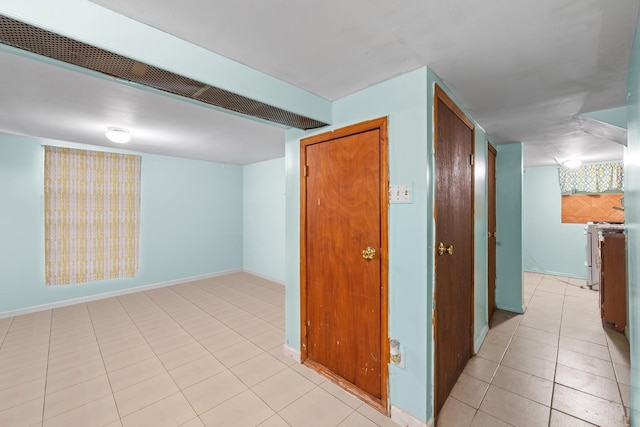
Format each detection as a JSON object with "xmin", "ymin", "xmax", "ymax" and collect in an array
[
  {"xmin": 434, "ymin": 85, "xmax": 474, "ymax": 416},
  {"xmin": 488, "ymin": 143, "xmax": 497, "ymax": 321},
  {"xmin": 301, "ymin": 118, "xmax": 388, "ymax": 408}
]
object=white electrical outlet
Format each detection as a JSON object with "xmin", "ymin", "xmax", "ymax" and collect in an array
[{"xmin": 389, "ymin": 184, "xmax": 412, "ymax": 203}]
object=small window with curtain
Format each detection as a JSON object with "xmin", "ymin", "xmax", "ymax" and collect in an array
[
  {"xmin": 558, "ymin": 161, "xmax": 624, "ymax": 224},
  {"xmin": 44, "ymin": 146, "xmax": 141, "ymax": 285}
]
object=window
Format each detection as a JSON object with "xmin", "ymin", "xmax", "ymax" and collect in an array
[{"xmin": 44, "ymin": 146, "xmax": 141, "ymax": 285}]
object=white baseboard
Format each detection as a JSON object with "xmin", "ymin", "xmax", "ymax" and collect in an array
[
  {"xmin": 390, "ymin": 405, "xmax": 432, "ymax": 427},
  {"xmin": 0, "ymin": 269, "xmax": 242, "ymax": 319},
  {"xmin": 282, "ymin": 344, "xmax": 301, "ymax": 363},
  {"xmin": 242, "ymin": 268, "xmax": 285, "ymax": 285}
]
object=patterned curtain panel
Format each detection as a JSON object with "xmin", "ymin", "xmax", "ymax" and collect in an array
[
  {"xmin": 44, "ymin": 146, "xmax": 141, "ymax": 285},
  {"xmin": 558, "ymin": 162, "xmax": 624, "ymax": 194}
]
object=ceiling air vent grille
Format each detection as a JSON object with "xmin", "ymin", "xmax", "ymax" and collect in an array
[{"xmin": 0, "ymin": 14, "xmax": 328, "ymax": 130}]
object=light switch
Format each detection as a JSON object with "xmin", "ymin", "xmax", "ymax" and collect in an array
[{"xmin": 389, "ymin": 184, "xmax": 412, "ymax": 203}]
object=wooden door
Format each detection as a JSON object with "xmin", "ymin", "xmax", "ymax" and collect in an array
[
  {"xmin": 434, "ymin": 85, "xmax": 474, "ymax": 416},
  {"xmin": 488, "ymin": 143, "xmax": 497, "ymax": 321},
  {"xmin": 301, "ymin": 118, "xmax": 389, "ymax": 410}
]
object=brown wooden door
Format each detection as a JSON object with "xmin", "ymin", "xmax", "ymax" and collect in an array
[
  {"xmin": 434, "ymin": 85, "xmax": 474, "ymax": 416},
  {"xmin": 301, "ymin": 118, "xmax": 388, "ymax": 408},
  {"xmin": 488, "ymin": 143, "xmax": 497, "ymax": 321}
]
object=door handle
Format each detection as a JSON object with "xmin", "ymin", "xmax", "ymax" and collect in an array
[
  {"xmin": 362, "ymin": 246, "xmax": 376, "ymax": 260},
  {"xmin": 438, "ymin": 242, "xmax": 454, "ymax": 256}
]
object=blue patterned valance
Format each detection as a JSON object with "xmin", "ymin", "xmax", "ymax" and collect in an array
[{"xmin": 558, "ymin": 162, "xmax": 624, "ymax": 194}]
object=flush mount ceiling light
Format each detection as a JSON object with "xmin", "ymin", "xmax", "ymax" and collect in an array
[
  {"xmin": 562, "ymin": 159, "xmax": 582, "ymax": 169},
  {"xmin": 105, "ymin": 127, "xmax": 131, "ymax": 144}
]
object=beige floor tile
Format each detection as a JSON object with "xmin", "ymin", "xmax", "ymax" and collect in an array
[
  {"xmin": 213, "ymin": 339, "xmax": 264, "ymax": 368},
  {"xmin": 46, "ymin": 358, "xmax": 106, "ymax": 394},
  {"xmin": 560, "ymin": 326, "xmax": 607, "ymax": 346},
  {"xmin": 180, "ymin": 417, "xmax": 206, "ymax": 427},
  {"xmin": 482, "ymin": 329, "xmax": 512, "ymax": 348},
  {"xmin": 230, "ymin": 352, "xmax": 287, "ymax": 387},
  {"xmin": 320, "ymin": 380, "xmax": 365, "ymax": 410},
  {"xmin": 183, "ymin": 369, "xmax": 247, "ymax": 414},
  {"xmin": 449, "ymin": 373, "xmax": 489, "ymax": 409},
  {"xmin": 491, "ymin": 365, "xmax": 553, "ymax": 406},
  {"xmin": 557, "ymin": 348, "xmax": 616, "ymax": 380},
  {"xmin": 508, "ymin": 336, "xmax": 557, "ymax": 362},
  {"xmin": 114, "ymin": 372, "xmax": 179, "ymax": 417},
  {"xmin": 357, "ymin": 404, "xmax": 399, "ymax": 427},
  {"xmin": 549, "ymin": 409, "xmax": 597, "ymax": 426},
  {"xmin": 0, "ymin": 348, "xmax": 49, "ymax": 374},
  {"xmin": 614, "ymin": 363, "xmax": 631, "ymax": 386},
  {"xmin": 158, "ymin": 341, "xmax": 210, "ymax": 370},
  {"xmin": 252, "ymin": 368, "xmax": 316, "ymax": 411},
  {"xmin": 200, "ymin": 389, "xmax": 274, "ymax": 427},
  {"xmin": 121, "ymin": 392, "xmax": 197, "ymax": 427},
  {"xmin": 268, "ymin": 346, "xmax": 298, "ymax": 366},
  {"xmin": 0, "ymin": 360, "xmax": 47, "ymax": 391},
  {"xmin": 102, "ymin": 344, "xmax": 157, "ymax": 372},
  {"xmin": 234, "ymin": 319, "xmax": 276, "ymax": 339},
  {"xmin": 199, "ymin": 329, "xmax": 246, "ymax": 353},
  {"xmin": 500, "ymin": 349, "xmax": 555, "ymax": 381},
  {"xmin": 48, "ymin": 335, "xmax": 99, "ymax": 359},
  {"xmin": 479, "ymin": 385, "xmax": 549, "ymax": 427},
  {"xmin": 619, "ymin": 383, "xmax": 630, "ymax": 407},
  {"xmin": 555, "ymin": 364, "xmax": 622, "ymax": 403},
  {"xmin": 0, "ymin": 396, "xmax": 44, "ymax": 427},
  {"xmin": 558, "ymin": 335, "xmax": 610, "ymax": 361},
  {"xmin": 149, "ymin": 332, "xmax": 197, "ymax": 355},
  {"xmin": 290, "ymin": 362, "xmax": 327, "ymax": 385},
  {"xmin": 279, "ymin": 387, "xmax": 353, "ymax": 427},
  {"xmin": 107, "ymin": 357, "xmax": 167, "ymax": 392},
  {"xmin": 0, "ymin": 376, "xmax": 45, "ymax": 412},
  {"xmin": 476, "ymin": 341, "xmax": 507, "ymax": 363},
  {"xmin": 169, "ymin": 354, "xmax": 226, "ymax": 389},
  {"xmin": 514, "ymin": 325, "xmax": 558, "ymax": 347},
  {"xmin": 552, "ymin": 384, "xmax": 626, "ymax": 427},
  {"xmin": 44, "ymin": 374, "xmax": 112, "ymax": 420},
  {"xmin": 338, "ymin": 411, "xmax": 378, "ymax": 426},
  {"xmin": 184, "ymin": 321, "xmax": 230, "ymax": 341},
  {"xmin": 470, "ymin": 410, "xmax": 513, "ymax": 426},
  {"xmin": 436, "ymin": 396, "xmax": 475, "ymax": 427},
  {"xmin": 47, "ymin": 345, "xmax": 103, "ymax": 375},
  {"xmin": 462, "ymin": 356, "xmax": 499, "ymax": 383},
  {"xmin": 250, "ymin": 328, "xmax": 285, "ymax": 350},
  {"xmin": 257, "ymin": 414, "xmax": 292, "ymax": 426},
  {"xmin": 98, "ymin": 333, "xmax": 148, "ymax": 357},
  {"xmin": 43, "ymin": 395, "xmax": 119, "ymax": 427}
]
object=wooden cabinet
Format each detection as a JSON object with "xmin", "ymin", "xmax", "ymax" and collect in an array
[{"xmin": 600, "ymin": 232, "xmax": 627, "ymax": 332}]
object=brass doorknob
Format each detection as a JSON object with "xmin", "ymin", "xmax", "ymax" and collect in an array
[
  {"xmin": 488, "ymin": 231, "xmax": 496, "ymax": 238},
  {"xmin": 438, "ymin": 242, "xmax": 454, "ymax": 256},
  {"xmin": 362, "ymin": 246, "xmax": 376, "ymax": 260}
]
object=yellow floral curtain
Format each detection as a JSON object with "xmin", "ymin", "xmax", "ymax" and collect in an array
[
  {"xmin": 558, "ymin": 161, "xmax": 624, "ymax": 194},
  {"xmin": 44, "ymin": 146, "xmax": 141, "ymax": 285}
]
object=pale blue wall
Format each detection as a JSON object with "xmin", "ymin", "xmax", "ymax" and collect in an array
[
  {"xmin": 285, "ymin": 68, "xmax": 430, "ymax": 421},
  {"xmin": 583, "ymin": 106, "xmax": 628, "ymax": 129},
  {"xmin": 243, "ymin": 157, "xmax": 285, "ymax": 283},
  {"xmin": 0, "ymin": 136, "xmax": 243, "ymax": 314},
  {"xmin": 523, "ymin": 166, "xmax": 587, "ymax": 279},
  {"xmin": 626, "ymin": 17, "xmax": 640, "ymax": 425},
  {"xmin": 495, "ymin": 143, "xmax": 524, "ymax": 313}
]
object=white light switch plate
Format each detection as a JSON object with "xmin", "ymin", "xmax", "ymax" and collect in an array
[{"xmin": 389, "ymin": 184, "xmax": 412, "ymax": 203}]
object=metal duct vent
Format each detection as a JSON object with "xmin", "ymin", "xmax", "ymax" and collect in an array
[{"xmin": 0, "ymin": 15, "xmax": 328, "ymax": 130}]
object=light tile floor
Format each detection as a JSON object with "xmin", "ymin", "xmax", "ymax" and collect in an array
[
  {"xmin": 438, "ymin": 272, "xmax": 631, "ymax": 427},
  {"xmin": 0, "ymin": 272, "xmax": 631, "ymax": 427},
  {"xmin": 0, "ymin": 273, "xmax": 399, "ymax": 427}
]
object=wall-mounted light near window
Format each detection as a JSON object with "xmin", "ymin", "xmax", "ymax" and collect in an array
[
  {"xmin": 562, "ymin": 159, "xmax": 582, "ymax": 169},
  {"xmin": 105, "ymin": 127, "xmax": 131, "ymax": 144}
]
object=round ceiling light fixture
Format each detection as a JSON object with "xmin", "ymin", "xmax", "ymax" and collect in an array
[
  {"xmin": 105, "ymin": 127, "xmax": 131, "ymax": 144},
  {"xmin": 562, "ymin": 159, "xmax": 582, "ymax": 169}
]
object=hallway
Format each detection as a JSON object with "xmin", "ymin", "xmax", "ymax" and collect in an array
[{"xmin": 437, "ymin": 273, "xmax": 630, "ymax": 426}]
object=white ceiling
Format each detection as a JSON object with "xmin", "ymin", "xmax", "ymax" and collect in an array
[{"xmin": 1, "ymin": 0, "xmax": 639, "ymax": 166}]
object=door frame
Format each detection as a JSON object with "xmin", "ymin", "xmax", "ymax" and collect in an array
[
  {"xmin": 299, "ymin": 117, "xmax": 389, "ymax": 412},
  {"xmin": 488, "ymin": 142, "xmax": 497, "ymax": 322},
  {"xmin": 433, "ymin": 84, "xmax": 475, "ymax": 416}
]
